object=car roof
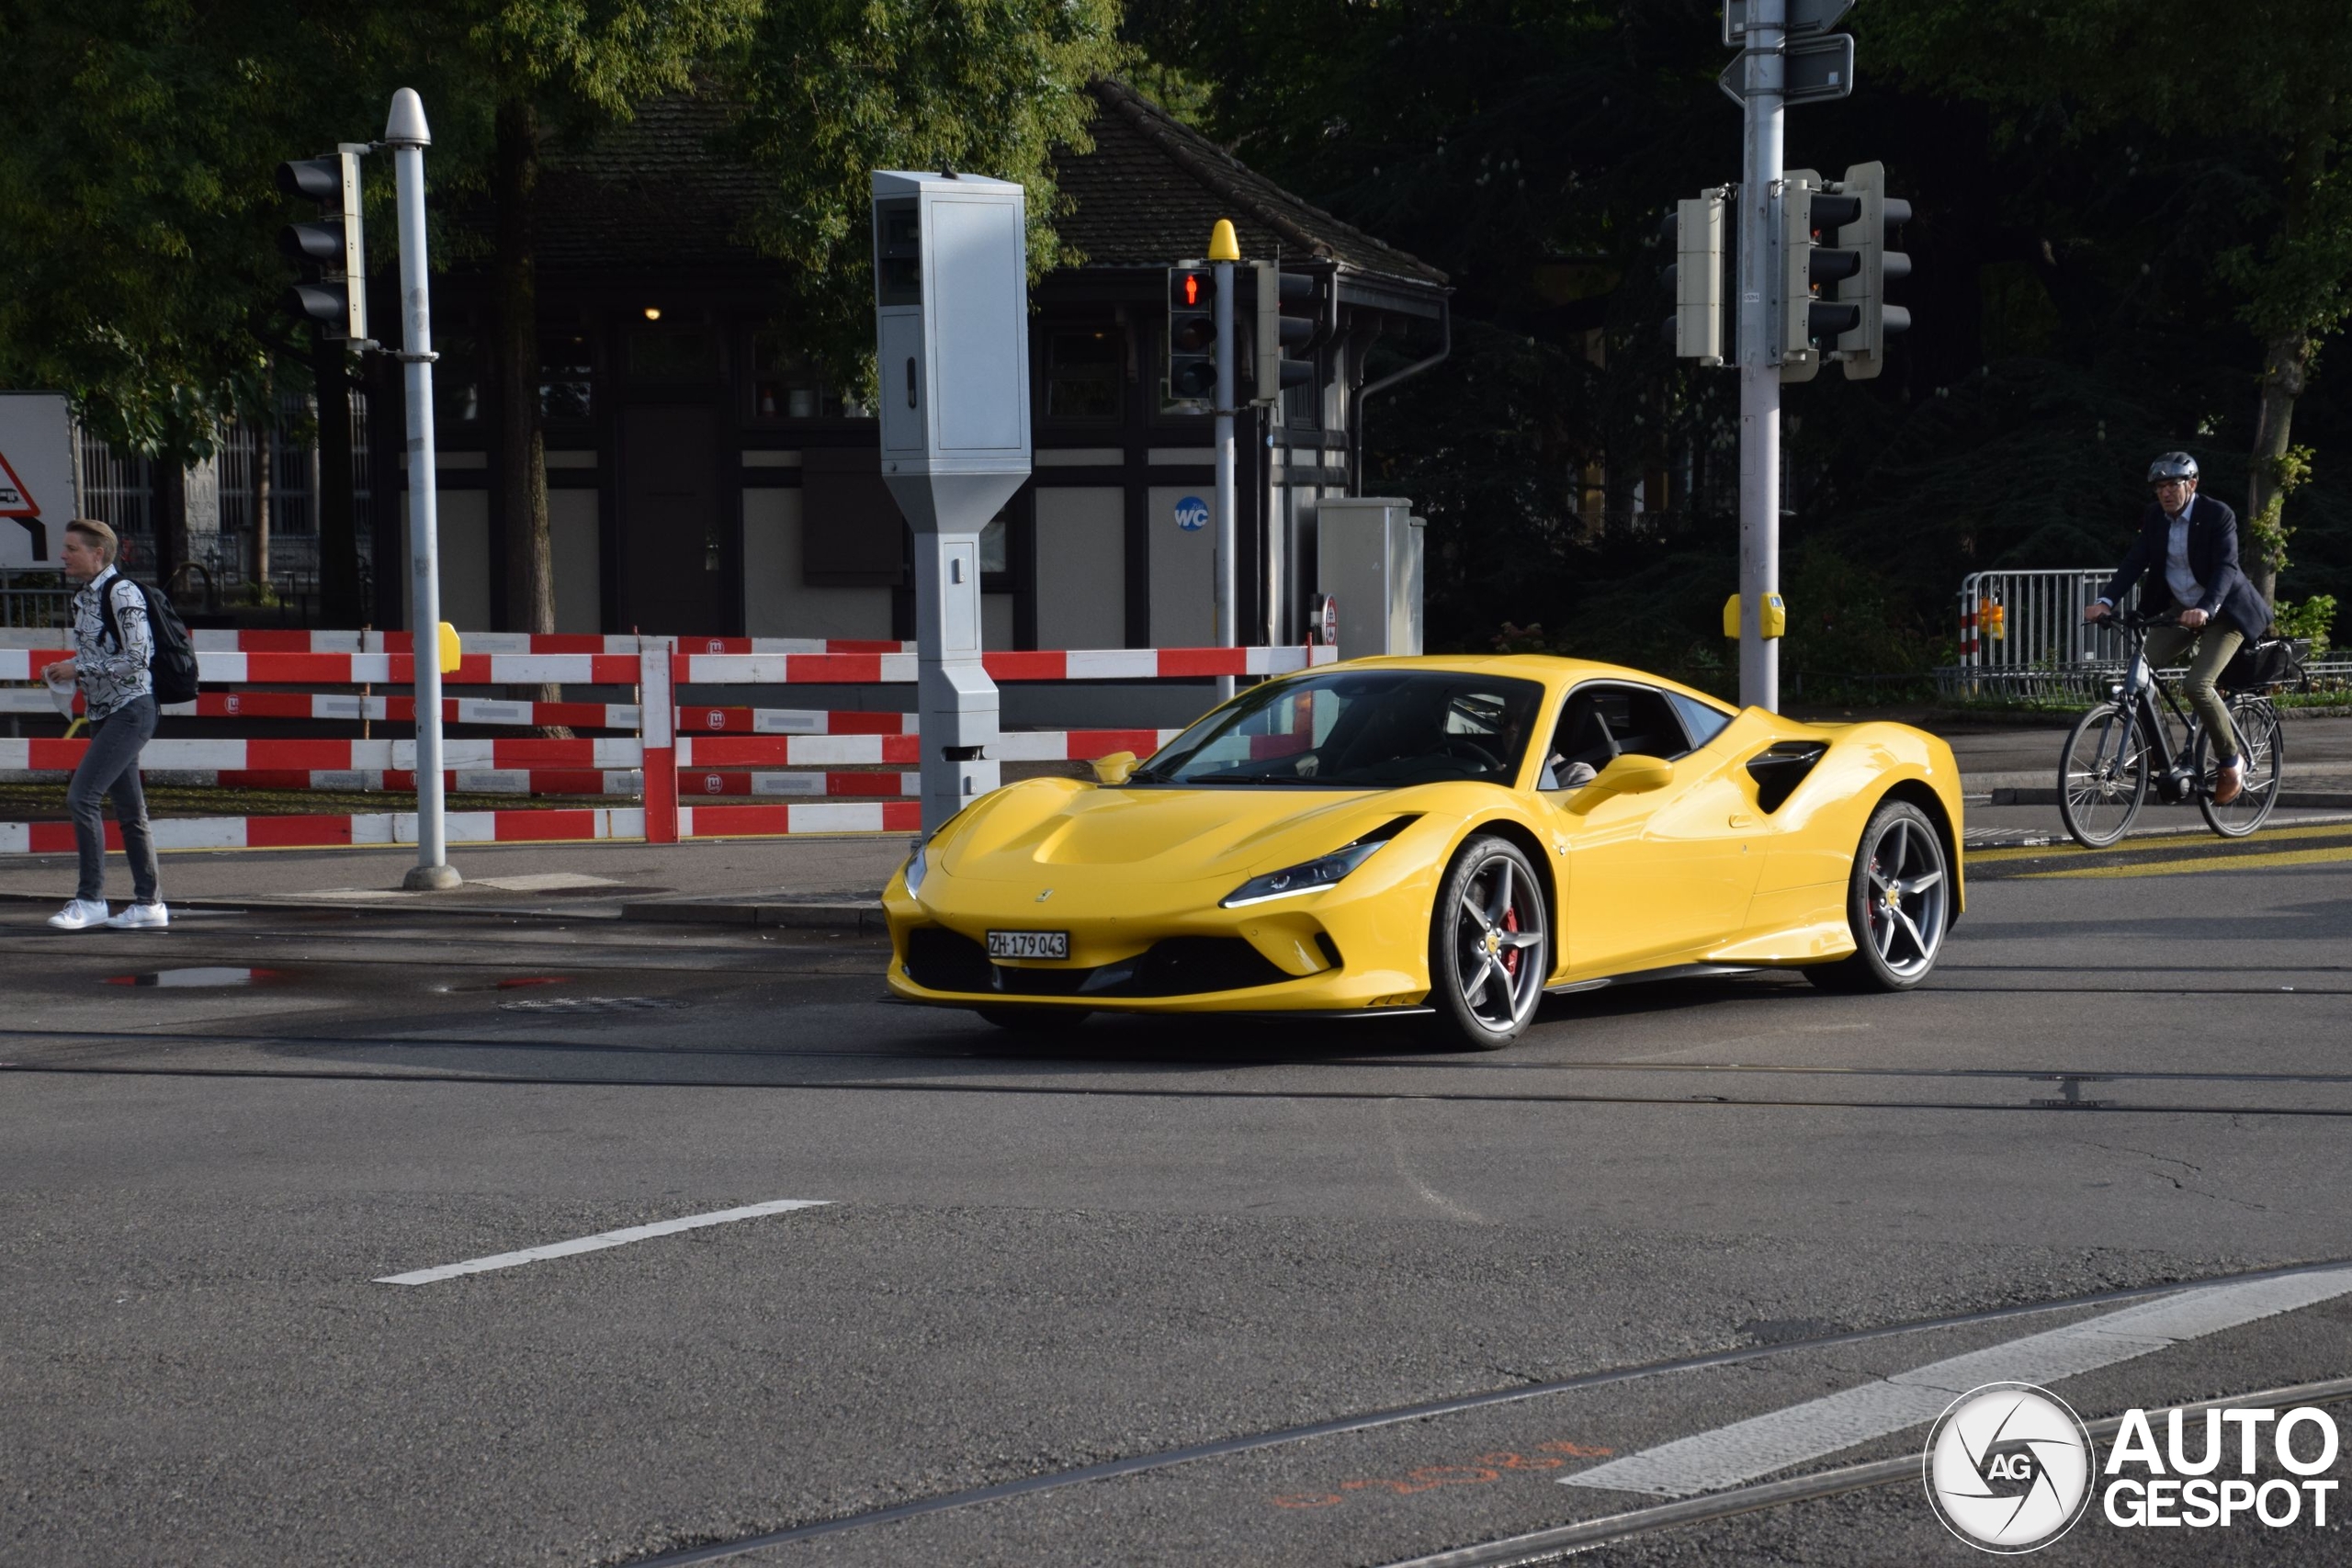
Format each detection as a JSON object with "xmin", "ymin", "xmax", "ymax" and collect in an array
[{"xmin": 1301, "ymin": 654, "xmax": 1740, "ymax": 713}]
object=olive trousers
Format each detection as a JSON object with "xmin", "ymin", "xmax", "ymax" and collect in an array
[{"xmin": 2142, "ymin": 619, "xmax": 2245, "ymax": 765}]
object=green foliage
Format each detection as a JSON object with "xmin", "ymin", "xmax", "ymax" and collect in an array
[
  {"xmin": 2249, "ymin": 443, "xmax": 2313, "ymax": 577},
  {"xmin": 0, "ymin": 0, "xmax": 1114, "ymax": 459},
  {"xmin": 721, "ymin": 0, "xmax": 1125, "ymax": 389},
  {"xmin": 0, "ymin": 2, "xmax": 356, "ymax": 457},
  {"xmin": 2276, "ymin": 593, "xmax": 2336, "ymax": 658}
]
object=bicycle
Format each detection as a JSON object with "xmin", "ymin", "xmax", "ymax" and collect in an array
[{"xmin": 2055, "ymin": 610, "xmax": 2288, "ymax": 848}]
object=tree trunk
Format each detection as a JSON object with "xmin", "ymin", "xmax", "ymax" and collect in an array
[
  {"xmin": 493, "ymin": 96, "xmax": 566, "ymax": 727},
  {"xmin": 312, "ymin": 329, "xmax": 364, "ymax": 626}
]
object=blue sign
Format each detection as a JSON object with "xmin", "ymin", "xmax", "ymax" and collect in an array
[{"xmin": 1173, "ymin": 495, "xmax": 1210, "ymax": 532}]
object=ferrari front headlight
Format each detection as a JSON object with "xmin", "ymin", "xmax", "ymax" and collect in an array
[
  {"xmin": 902, "ymin": 841, "xmax": 929, "ymax": 897},
  {"xmin": 1219, "ymin": 840, "xmax": 1387, "ymax": 908}
]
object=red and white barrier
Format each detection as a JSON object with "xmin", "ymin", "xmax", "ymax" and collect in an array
[
  {"xmin": 0, "ymin": 737, "xmax": 644, "ymax": 770},
  {"xmin": 677, "ymin": 644, "xmax": 1335, "ymax": 686},
  {"xmin": 1, "ymin": 635, "xmax": 1333, "ymax": 851},
  {"xmin": 1, "ymin": 627, "xmax": 914, "ymax": 656}
]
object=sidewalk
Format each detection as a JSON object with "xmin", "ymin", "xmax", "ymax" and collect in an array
[
  {"xmin": 0, "ymin": 833, "xmax": 913, "ymax": 931},
  {"xmin": 6, "ymin": 716, "xmax": 2349, "ymax": 927}
]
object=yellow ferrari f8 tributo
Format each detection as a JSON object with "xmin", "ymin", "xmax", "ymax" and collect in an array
[{"xmin": 883, "ymin": 656, "xmax": 1963, "ymax": 1049}]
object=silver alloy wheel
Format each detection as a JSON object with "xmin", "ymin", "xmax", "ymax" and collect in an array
[
  {"xmin": 1452, "ymin": 852, "xmax": 1546, "ymax": 1031},
  {"xmin": 1860, "ymin": 813, "xmax": 1949, "ymax": 980}
]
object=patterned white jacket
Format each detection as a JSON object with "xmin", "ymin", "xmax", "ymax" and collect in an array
[{"xmin": 71, "ymin": 567, "xmax": 153, "ymax": 720}]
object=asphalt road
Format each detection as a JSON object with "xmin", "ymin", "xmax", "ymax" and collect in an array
[{"xmin": 6, "ymin": 831, "xmax": 2352, "ymax": 1566}]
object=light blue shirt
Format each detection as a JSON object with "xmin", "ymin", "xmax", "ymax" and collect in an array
[{"xmin": 2163, "ymin": 496, "xmax": 2204, "ymax": 607}]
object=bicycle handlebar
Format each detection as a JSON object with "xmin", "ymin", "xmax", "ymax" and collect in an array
[{"xmin": 2096, "ymin": 607, "xmax": 2180, "ymax": 631}]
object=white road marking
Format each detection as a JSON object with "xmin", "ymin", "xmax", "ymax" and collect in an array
[
  {"xmin": 1563, "ymin": 1263, "xmax": 2352, "ymax": 1498},
  {"xmin": 375, "ymin": 1199, "xmax": 832, "ymax": 1285}
]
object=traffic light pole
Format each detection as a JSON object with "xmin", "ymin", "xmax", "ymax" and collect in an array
[
  {"xmin": 385, "ymin": 88, "xmax": 459, "ymax": 891},
  {"xmin": 1213, "ymin": 253, "xmax": 1238, "ymax": 703},
  {"xmin": 1736, "ymin": 0, "xmax": 1784, "ymax": 713}
]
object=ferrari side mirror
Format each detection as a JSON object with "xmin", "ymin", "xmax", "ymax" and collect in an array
[
  {"xmin": 1091, "ymin": 750, "xmax": 1138, "ymax": 786},
  {"xmin": 1593, "ymin": 752, "xmax": 1673, "ymax": 795}
]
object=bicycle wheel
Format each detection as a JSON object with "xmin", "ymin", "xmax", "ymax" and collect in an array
[
  {"xmin": 2198, "ymin": 694, "xmax": 2283, "ymax": 838},
  {"xmin": 2057, "ymin": 701, "xmax": 2149, "ymax": 848}
]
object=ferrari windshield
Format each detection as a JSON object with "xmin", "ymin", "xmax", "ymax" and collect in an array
[{"xmin": 1133, "ymin": 670, "xmax": 1546, "ymax": 789}]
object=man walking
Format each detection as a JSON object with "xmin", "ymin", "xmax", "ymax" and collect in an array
[
  {"xmin": 46, "ymin": 518, "xmax": 167, "ymax": 930},
  {"xmin": 2085, "ymin": 454, "xmax": 2271, "ymax": 806}
]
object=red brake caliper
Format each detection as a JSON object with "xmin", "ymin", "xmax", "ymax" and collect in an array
[{"xmin": 1501, "ymin": 903, "xmax": 1521, "ymax": 975}]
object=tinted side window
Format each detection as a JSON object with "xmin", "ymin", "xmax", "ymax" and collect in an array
[
  {"xmin": 1668, "ymin": 692, "xmax": 1734, "ymax": 749},
  {"xmin": 1546, "ymin": 683, "xmax": 1696, "ymax": 777}
]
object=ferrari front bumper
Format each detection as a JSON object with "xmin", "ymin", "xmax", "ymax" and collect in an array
[{"xmin": 881, "ymin": 856, "xmax": 1440, "ymax": 1015}]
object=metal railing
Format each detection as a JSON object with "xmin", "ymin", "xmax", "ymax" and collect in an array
[
  {"xmin": 1953, "ymin": 569, "xmax": 2128, "ymax": 670},
  {"xmin": 0, "ymin": 570, "xmax": 74, "ymax": 630}
]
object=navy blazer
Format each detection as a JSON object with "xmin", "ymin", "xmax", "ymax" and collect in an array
[{"xmin": 2099, "ymin": 492, "xmax": 2271, "ymax": 641}]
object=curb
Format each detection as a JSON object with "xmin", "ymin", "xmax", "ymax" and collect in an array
[
  {"xmin": 616, "ymin": 899, "xmax": 887, "ymax": 932},
  {"xmin": 0, "ymin": 886, "xmax": 888, "ymax": 931},
  {"xmin": 1992, "ymin": 788, "xmax": 2352, "ymax": 809}
]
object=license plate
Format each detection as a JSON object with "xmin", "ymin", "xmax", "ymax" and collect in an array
[{"xmin": 987, "ymin": 930, "xmax": 1069, "ymax": 960}]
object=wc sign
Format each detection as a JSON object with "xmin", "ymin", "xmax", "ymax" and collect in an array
[{"xmin": 1173, "ymin": 494, "xmax": 1209, "ymax": 532}]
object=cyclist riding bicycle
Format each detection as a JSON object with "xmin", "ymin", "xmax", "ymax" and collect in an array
[{"xmin": 2083, "ymin": 453, "xmax": 2272, "ymax": 806}]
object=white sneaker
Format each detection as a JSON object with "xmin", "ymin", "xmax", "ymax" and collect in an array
[
  {"xmin": 105, "ymin": 902, "xmax": 170, "ymax": 931},
  {"xmin": 48, "ymin": 899, "xmax": 110, "ymax": 931}
]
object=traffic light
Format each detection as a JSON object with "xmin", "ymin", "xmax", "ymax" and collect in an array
[
  {"xmin": 1832, "ymin": 160, "xmax": 1912, "ymax": 380},
  {"xmin": 1166, "ymin": 263, "xmax": 1216, "ymax": 405},
  {"xmin": 1248, "ymin": 262, "xmax": 1325, "ymax": 405},
  {"xmin": 1662, "ymin": 191, "xmax": 1731, "ymax": 364},
  {"xmin": 1778, "ymin": 169, "xmax": 1864, "ymax": 383},
  {"xmin": 277, "ymin": 149, "xmax": 368, "ymax": 343}
]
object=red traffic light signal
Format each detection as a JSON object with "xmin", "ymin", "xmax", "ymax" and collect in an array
[{"xmin": 1166, "ymin": 265, "xmax": 1217, "ymax": 403}]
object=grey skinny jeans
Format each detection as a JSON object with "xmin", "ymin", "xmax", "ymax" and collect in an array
[{"xmin": 69, "ymin": 696, "xmax": 160, "ymax": 904}]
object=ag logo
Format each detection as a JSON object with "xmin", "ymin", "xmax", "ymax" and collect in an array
[
  {"xmin": 1923, "ymin": 1382, "xmax": 2095, "ymax": 1553},
  {"xmin": 1173, "ymin": 494, "xmax": 1209, "ymax": 532}
]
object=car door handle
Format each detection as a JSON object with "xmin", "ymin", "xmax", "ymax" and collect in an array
[{"xmin": 1729, "ymin": 813, "xmax": 1758, "ymax": 829}]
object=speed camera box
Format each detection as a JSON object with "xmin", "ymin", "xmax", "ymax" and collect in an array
[{"xmin": 871, "ymin": 172, "xmax": 1033, "ymax": 491}]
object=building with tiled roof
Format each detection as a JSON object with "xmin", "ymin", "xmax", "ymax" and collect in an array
[{"xmin": 365, "ymin": 80, "xmax": 1448, "ymax": 653}]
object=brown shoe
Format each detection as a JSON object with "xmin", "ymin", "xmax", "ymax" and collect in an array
[{"xmin": 2212, "ymin": 762, "xmax": 2245, "ymax": 806}]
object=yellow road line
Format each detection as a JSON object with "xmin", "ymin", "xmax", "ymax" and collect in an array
[
  {"xmin": 1968, "ymin": 820, "xmax": 2352, "ymax": 864},
  {"xmin": 2025, "ymin": 843, "xmax": 2352, "ymax": 878}
]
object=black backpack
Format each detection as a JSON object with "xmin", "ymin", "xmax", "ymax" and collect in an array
[{"xmin": 100, "ymin": 575, "xmax": 200, "ymax": 705}]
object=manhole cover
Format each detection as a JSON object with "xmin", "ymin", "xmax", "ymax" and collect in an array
[{"xmin": 498, "ymin": 996, "xmax": 694, "ymax": 1014}]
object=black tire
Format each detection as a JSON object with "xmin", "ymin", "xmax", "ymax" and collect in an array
[
  {"xmin": 2196, "ymin": 694, "xmax": 2283, "ymax": 839},
  {"xmin": 974, "ymin": 1007, "xmax": 1091, "ymax": 1033},
  {"xmin": 1423, "ymin": 833, "xmax": 1549, "ymax": 1051},
  {"xmin": 2056, "ymin": 701, "xmax": 2147, "ymax": 849},
  {"xmin": 1805, "ymin": 800, "xmax": 1952, "ymax": 993}
]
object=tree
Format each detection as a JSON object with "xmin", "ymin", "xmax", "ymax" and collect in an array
[
  {"xmin": 1871, "ymin": 0, "xmax": 2352, "ymax": 608},
  {"xmin": 722, "ymin": 0, "xmax": 1125, "ymax": 390},
  {"xmin": 0, "ymin": 6, "xmax": 338, "ymax": 474},
  {"xmin": 362, "ymin": 2, "xmax": 763, "ymax": 647}
]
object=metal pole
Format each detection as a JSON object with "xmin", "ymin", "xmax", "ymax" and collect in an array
[
  {"xmin": 1214, "ymin": 256, "xmax": 1237, "ymax": 703},
  {"xmin": 386, "ymin": 87, "xmax": 459, "ymax": 891},
  {"xmin": 1736, "ymin": 0, "xmax": 1785, "ymax": 713}
]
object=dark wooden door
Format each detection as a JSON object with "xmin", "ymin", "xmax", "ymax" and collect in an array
[{"xmin": 616, "ymin": 405, "xmax": 726, "ymax": 635}]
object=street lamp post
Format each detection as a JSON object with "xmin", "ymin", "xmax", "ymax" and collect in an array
[{"xmin": 384, "ymin": 86, "xmax": 459, "ymax": 891}]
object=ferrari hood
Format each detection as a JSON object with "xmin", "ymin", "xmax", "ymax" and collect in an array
[{"xmin": 937, "ymin": 777, "xmax": 1425, "ymax": 884}]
